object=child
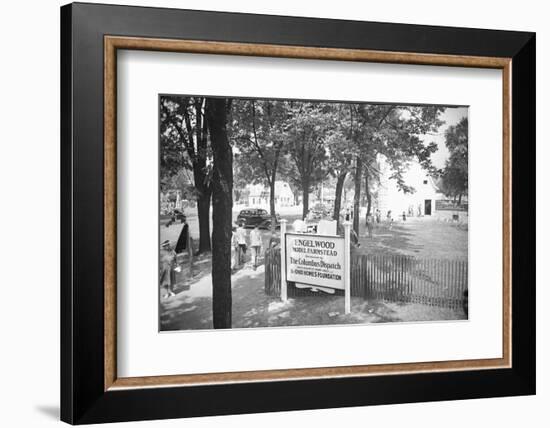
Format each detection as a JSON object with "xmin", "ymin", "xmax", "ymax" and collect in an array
[{"xmin": 159, "ymin": 240, "xmax": 176, "ymax": 298}]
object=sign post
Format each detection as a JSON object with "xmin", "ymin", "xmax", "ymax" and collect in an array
[
  {"xmin": 281, "ymin": 220, "xmax": 350, "ymax": 314},
  {"xmin": 280, "ymin": 219, "xmax": 287, "ymax": 302},
  {"xmin": 343, "ymin": 221, "xmax": 351, "ymax": 314},
  {"xmin": 286, "ymin": 234, "xmax": 345, "ymax": 290}
]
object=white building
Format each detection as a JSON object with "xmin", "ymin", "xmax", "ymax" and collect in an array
[
  {"xmin": 375, "ymin": 156, "xmax": 445, "ymax": 218},
  {"xmin": 241, "ymin": 181, "xmax": 295, "ymax": 208}
]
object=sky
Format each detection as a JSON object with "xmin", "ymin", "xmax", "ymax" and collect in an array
[{"xmin": 423, "ymin": 106, "xmax": 468, "ymax": 169}]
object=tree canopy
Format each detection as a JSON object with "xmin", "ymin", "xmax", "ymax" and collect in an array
[
  {"xmin": 440, "ymin": 117, "xmax": 468, "ymax": 203},
  {"xmin": 160, "ymin": 96, "xmax": 457, "ymax": 328},
  {"xmin": 160, "ymin": 95, "xmax": 213, "ymax": 253}
]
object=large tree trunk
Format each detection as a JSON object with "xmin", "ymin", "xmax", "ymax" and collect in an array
[
  {"xmin": 365, "ymin": 172, "xmax": 372, "ymax": 216},
  {"xmin": 301, "ymin": 176, "xmax": 310, "ymax": 219},
  {"xmin": 353, "ymin": 157, "xmax": 363, "ymax": 236},
  {"xmin": 192, "ymin": 167, "xmax": 211, "ymax": 254},
  {"xmin": 196, "ymin": 192, "xmax": 211, "ymax": 254},
  {"xmin": 206, "ymin": 98, "xmax": 232, "ymax": 329},
  {"xmin": 269, "ymin": 178, "xmax": 277, "ymax": 232},
  {"xmin": 333, "ymin": 171, "xmax": 347, "ymax": 223},
  {"xmin": 184, "ymin": 97, "xmax": 212, "ymax": 255}
]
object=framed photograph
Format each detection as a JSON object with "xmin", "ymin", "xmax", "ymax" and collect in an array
[{"xmin": 61, "ymin": 2, "xmax": 535, "ymax": 424}]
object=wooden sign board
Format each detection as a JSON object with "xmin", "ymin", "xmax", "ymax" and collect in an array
[{"xmin": 285, "ymin": 233, "xmax": 346, "ymax": 290}]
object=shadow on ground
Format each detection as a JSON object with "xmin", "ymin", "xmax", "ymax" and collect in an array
[{"xmin": 160, "ymin": 218, "xmax": 468, "ymax": 331}]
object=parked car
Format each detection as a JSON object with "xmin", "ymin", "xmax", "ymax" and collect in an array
[
  {"xmin": 236, "ymin": 208, "xmax": 280, "ymax": 229},
  {"xmin": 165, "ymin": 209, "xmax": 186, "ymax": 227}
]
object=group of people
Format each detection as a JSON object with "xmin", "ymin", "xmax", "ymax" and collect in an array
[
  {"xmin": 231, "ymin": 223, "xmax": 264, "ymax": 272},
  {"xmin": 159, "ymin": 215, "xmax": 190, "ymax": 299},
  {"xmin": 364, "ymin": 209, "xmax": 404, "ymax": 237}
]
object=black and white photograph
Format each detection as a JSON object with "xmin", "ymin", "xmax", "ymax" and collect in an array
[{"xmin": 159, "ymin": 96, "xmax": 469, "ymax": 331}]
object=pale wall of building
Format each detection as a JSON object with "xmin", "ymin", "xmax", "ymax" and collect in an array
[
  {"xmin": 240, "ymin": 181, "xmax": 295, "ymax": 208},
  {"xmin": 376, "ymin": 157, "xmax": 446, "ymax": 218}
]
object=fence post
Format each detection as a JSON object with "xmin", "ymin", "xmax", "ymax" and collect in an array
[
  {"xmin": 344, "ymin": 221, "xmax": 351, "ymax": 314},
  {"xmin": 280, "ymin": 219, "xmax": 287, "ymax": 302}
]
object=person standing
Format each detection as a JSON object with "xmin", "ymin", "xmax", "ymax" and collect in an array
[
  {"xmin": 249, "ymin": 225, "xmax": 262, "ymax": 270},
  {"xmin": 174, "ymin": 215, "xmax": 192, "ymax": 277},
  {"xmin": 365, "ymin": 212, "xmax": 374, "ymax": 238},
  {"xmin": 387, "ymin": 210, "xmax": 394, "ymax": 230},
  {"xmin": 175, "ymin": 215, "xmax": 189, "ymax": 254},
  {"xmin": 235, "ymin": 222, "xmax": 248, "ymax": 265},
  {"xmin": 159, "ymin": 240, "xmax": 176, "ymax": 298},
  {"xmin": 230, "ymin": 226, "xmax": 238, "ymax": 272}
]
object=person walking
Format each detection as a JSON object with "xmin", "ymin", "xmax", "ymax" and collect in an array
[
  {"xmin": 249, "ymin": 225, "xmax": 262, "ymax": 270},
  {"xmin": 387, "ymin": 210, "xmax": 394, "ymax": 230},
  {"xmin": 159, "ymin": 240, "xmax": 176, "ymax": 298}
]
